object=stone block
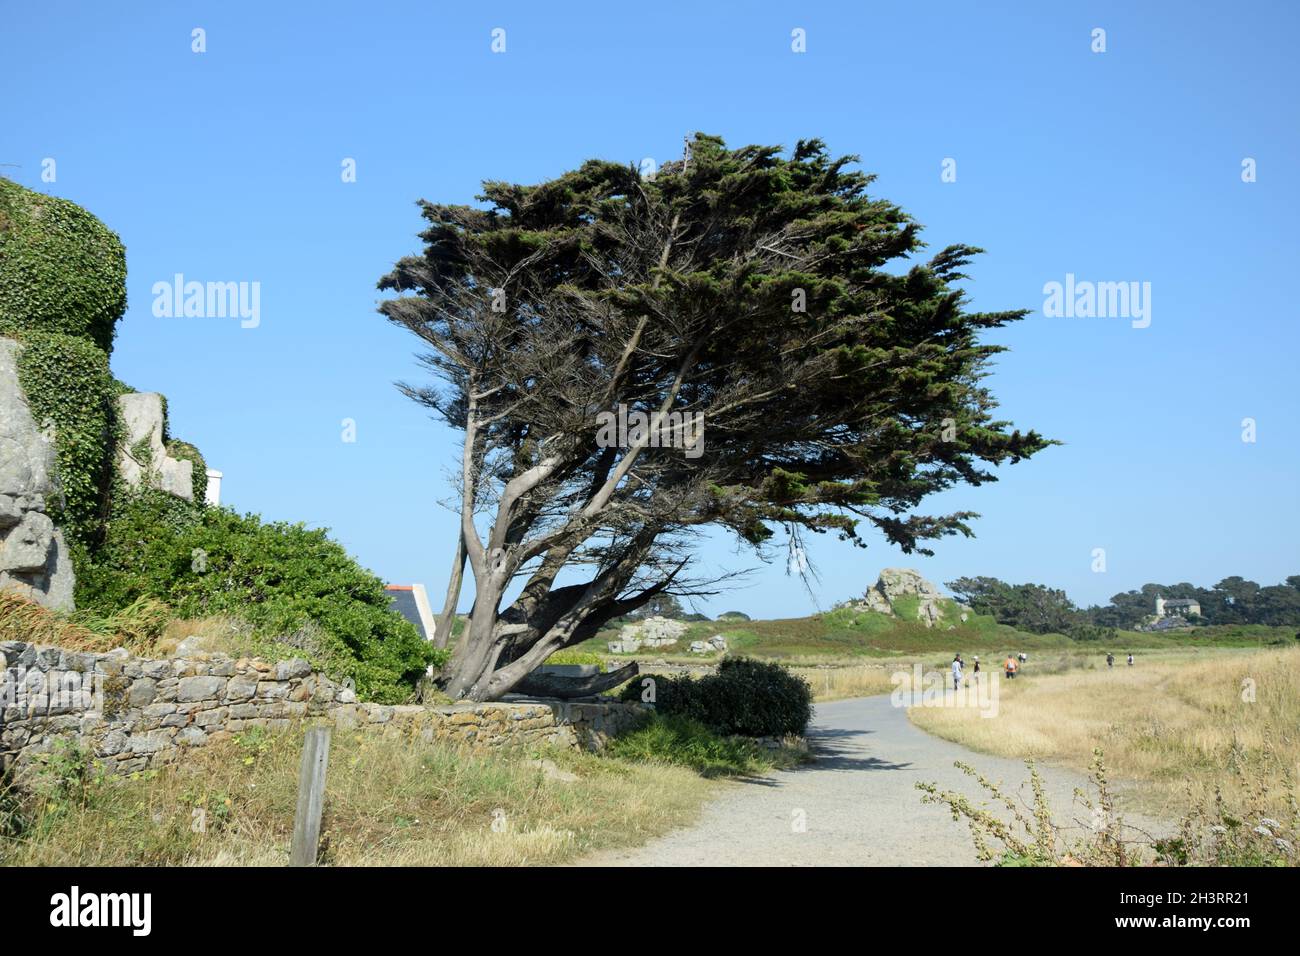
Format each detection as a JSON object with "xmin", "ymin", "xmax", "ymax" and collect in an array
[
  {"xmin": 127, "ymin": 678, "xmax": 158, "ymax": 707},
  {"xmin": 193, "ymin": 707, "xmax": 227, "ymax": 728},
  {"xmin": 275, "ymin": 658, "xmax": 312, "ymax": 680},
  {"xmin": 177, "ymin": 676, "xmax": 224, "ymax": 702},
  {"xmin": 225, "ymin": 678, "xmax": 257, "ymax": 701}
]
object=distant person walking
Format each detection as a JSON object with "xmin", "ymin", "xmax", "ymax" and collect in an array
[
  {"xmin": 1107, "ymin": 653, "xmax": 1114, "ymax": 669},
  {"xmin": 951, "ymin": 654, "xmax": 964, "ymax": 691},
  {"xmin": 1127, "ymin": 653, "xmax": 1134, "ymax": 667},
  {"xmin": 1004, "ymin": 655, "xmax": 1018, "ymax": 679},
  {"xmin": 972, "ymin": 656, "xmax": 981, "ymax": 683}
]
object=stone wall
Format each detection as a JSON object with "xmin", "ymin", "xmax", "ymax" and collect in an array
[
  {"xmin": 0, "ymin": 640, "xmax": 646, "ymax": 777},
  {"xmin": 607, "ymin": 615, "xmax": 690, "ymax": 653}
]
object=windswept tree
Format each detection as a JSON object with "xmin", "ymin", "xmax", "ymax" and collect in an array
[
  {"xmin": 946, "ymin": 576, "xmax": 1079, "ymax": 634},
  {"xmin": 379, "ymin": 134, "xmax": 1050, "ymax": 701}
]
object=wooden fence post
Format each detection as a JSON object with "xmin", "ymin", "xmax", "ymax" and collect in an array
[{"xmin": 289, "ymin": 726, "xmax": 331, "ymax": 866}]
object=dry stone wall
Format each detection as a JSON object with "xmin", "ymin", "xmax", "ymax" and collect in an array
[{"xmin": 0, "ymin": 640, "xmax": 646, "ymax": 777}]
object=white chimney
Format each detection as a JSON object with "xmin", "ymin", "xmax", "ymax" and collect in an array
[{"xmin": 205, "ymin": 469, "xmax": 223, "ymax": 506}]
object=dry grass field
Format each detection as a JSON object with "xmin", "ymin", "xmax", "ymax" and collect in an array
[
  {"xmin": 798, "ymin": 648, "xmax": 1199, "ymax": 703},
  {"xmin": 797, "ymin": 662, "xmax": 900, "ymax": 701},
  {"xmin": 908, "ymin": 646, "xmax": 1300, "ymax": 818},
  {"xmin": 0, "ymin": 727, "xmax": 718, "ymax": 866}
]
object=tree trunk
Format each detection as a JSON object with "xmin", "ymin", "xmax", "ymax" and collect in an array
[
  {"xmin": 442, "ymin": 642, "xmax": 497, "ymax": 699},
  {"xmin": 441, "ymin": 592, "xmax": 504, "ymax": 699},
  {"xmin": 433, "ymin": 534, "xmax": 466, "ymax": 649},
  {"xmin": 513, "ymin": 662, "xmax": 640, "ymax": 699}
]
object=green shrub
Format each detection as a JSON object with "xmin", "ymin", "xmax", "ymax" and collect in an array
[
  {"xmin": 75, "ymin": 491, "xmax": 434, "ymax": 702},
  {"xmin": 0, "ymin": 178, "xmax": 126, "ymax": 354},
  {"xmin": 716, "ymin": 610, "xmax": 751, "ymax": 621},
  {"xmin": 606, "ymin": 714, "xmax": 770, "ymax": 776},
  {"xmin": 1068, "ymin": 623, "xmax": 1117, "ymax": 643},
  {"xmin": 621, "ymin": 656, "xmax": 813, "ymax": 737}
]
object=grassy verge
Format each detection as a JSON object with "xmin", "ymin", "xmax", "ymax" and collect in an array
[
  {"xmin": 907, "ymin": 646, "xmax": 1300, "ymax": 819},
  {"xmin": 0, "ymin": 727, "xmax": 723, "ymax": 866}
]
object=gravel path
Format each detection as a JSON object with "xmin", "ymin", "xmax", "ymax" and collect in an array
[{"xmin": 580, "ymin": 695, "xmax": 1162, "ymax": 866}]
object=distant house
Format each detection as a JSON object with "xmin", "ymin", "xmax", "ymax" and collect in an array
[
  {"xmin": 385, "ymin": 584, "xmax": 438, "ymax": 642},
  {"xmin": 1155, "ymin": 595, "xmax": 1201, "ymax": 619}
]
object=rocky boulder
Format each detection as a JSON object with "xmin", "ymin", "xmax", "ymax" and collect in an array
[
  {"xmin": 620, "ymin": 615, "xmax": 688, "ymax": 648},
  {"xmin": 607, "ymin": 616, "xmax": 691, "ymax": 654},
  {"xmin": 689, "ymin": 634, "xmax": 728, "ymax": 654},
  {"xmin": 854, "ymin": 568, "xmax": 948, "ymax": 629}
]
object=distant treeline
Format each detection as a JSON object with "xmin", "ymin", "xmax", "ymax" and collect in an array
[{"xmin": 946, "ymin": 575, "xmax": 1300, "ymax": 637}]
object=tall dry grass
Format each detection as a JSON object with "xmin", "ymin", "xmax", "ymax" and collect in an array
[
  {"xmin": 0, "ymin": 592, "xmax": 173, "ymax": 655},
  {"xmin": 799, "ymin": 649, "xmax": 1131, "ymax": 703},
  {"xmin": 1, "ymin": 591, "xmax": 114, "ymax": 651},
  {"xmin": 0, "ymin": 725, "xmax": 716, "ymax": 867},
  {"xmin": 797, "ymin": 663, "xmax": 899, "ymax": 702},
  {"xmin": 908, "ymin": 646, "xmax": 1300, "ymax": 817}
]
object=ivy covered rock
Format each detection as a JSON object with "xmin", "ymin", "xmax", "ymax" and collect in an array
[
  {"xmin": 116, "ymin": 392, "xmax": 195, "ymax": 501},
  {"xmin": 5, "ymin": 330, "xmax": 119, "ymax": 551},
  {"xmin": 0, "ymin": 177, "xmax": 127, "ymax": 355},
  {"xmin": 165, "ymin": 439, "xmax": 208, "ymax": 503},
  {"xmin": 0, "ymin": 338, "xmax": 77, "ymax": 609}
]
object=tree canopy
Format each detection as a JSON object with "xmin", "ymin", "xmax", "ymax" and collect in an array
[
  {"xmin": 949, "ymin": 573, "xmax": 1300, "ymax": 633},
  {"xmin": 380, "ymin": 134, "xmax": 1051, "ymax": 700},
  {"xmin": 946, "ymin": 576, "xmax": 1079, "ymax": 635},
  {"xmin": 1090, "ymin": 576, "xmax": 1300, "ymax": 629}
]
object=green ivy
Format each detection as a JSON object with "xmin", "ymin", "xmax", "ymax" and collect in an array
[
  {"xmin": 127, "ymin": 435, "xmax": 154, "ymax": 471},
  {"xmin": 7, "ymin": 330, "xmax": 118, "ymax": 551},
  {"xmin": 0, "ymin": 178, "xmax": 126, "ymax": 355}
]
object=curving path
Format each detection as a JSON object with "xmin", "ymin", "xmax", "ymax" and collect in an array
[{"xmin": 580, "ymin": 695, "xmax": 1162, "ymax": 866}]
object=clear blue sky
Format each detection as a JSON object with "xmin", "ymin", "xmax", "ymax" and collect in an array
[{"xmin": 3, "ymin": 1, "xmax": 1296, "ymax": 617}]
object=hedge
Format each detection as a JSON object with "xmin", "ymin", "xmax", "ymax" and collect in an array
[{"xmin": 622, "ymin": 656, "xmax": 813, "ymax": 737}]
